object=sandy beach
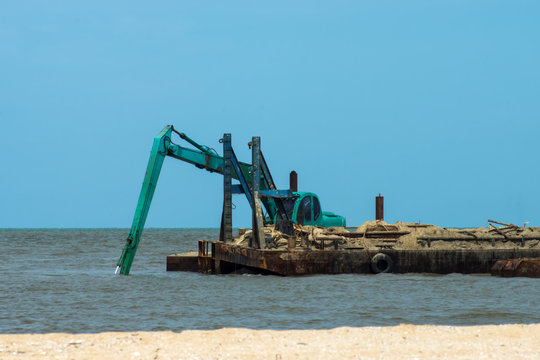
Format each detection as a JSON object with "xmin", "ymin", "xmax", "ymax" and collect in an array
[{"xmin": 1, "ymin": 324, "xmax": 539, "ymax": 359}]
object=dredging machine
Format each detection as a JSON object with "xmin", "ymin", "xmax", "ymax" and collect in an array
[
  {"xmin": 116, "ymin": 126, "xmax": 540, "ymax": 277},
  {"xmin": 116, "ymin": 125, "xmax": 345, "ymax": 275}
]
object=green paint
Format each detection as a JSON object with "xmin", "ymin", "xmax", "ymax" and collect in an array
[
  {"xmin": 116, "ymin": 126, "xmax": 172, "ymax": 275},
  {"xmin": 290, "ymin": 192, "xmax": 346, "ymax": 227}
]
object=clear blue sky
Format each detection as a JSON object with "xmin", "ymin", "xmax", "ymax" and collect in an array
[{"xmin": 1, "ymin": 1, "xmax": 539, "ymax": 228}]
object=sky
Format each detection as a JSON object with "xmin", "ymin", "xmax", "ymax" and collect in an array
[{"xmin": 1, "ymin": 1, "xmax": 539, "ymax": 228}]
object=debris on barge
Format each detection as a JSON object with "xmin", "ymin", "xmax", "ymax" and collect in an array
[{"xmin": 232, "ymin": 219, "xmax": 540, "ymax": 252}]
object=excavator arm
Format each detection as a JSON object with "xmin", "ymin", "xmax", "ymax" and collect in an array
[
  {"xmin": 116, "ymin": 125, "xmax": 279, "ymax": 275},
  {"xmin": 115, "ymin": 126, "xmax": 171, "ymax": 275}
]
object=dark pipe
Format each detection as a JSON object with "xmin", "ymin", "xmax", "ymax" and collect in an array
[
  {"xmin": 376, "ymin": 194, "xmax": 384, "ymax": 221},
  {"xmin": 290, "ymin": 171, "xmax": 298, "ymax": 192}
]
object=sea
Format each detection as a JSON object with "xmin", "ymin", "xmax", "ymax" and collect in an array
[{"xmin": 1, "ymin": 229, "xmax": 538, "ymax": 334}]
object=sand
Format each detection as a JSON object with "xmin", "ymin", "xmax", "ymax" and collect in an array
[
  {"xmin": 235, "ymin": 220, "xmax": 540, "ymax": 251},
  {"xmin": 2, "ymin": 324, "xmax": 539, "ymax": 359}
]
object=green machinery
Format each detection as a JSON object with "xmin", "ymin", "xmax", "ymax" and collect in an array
[{"xmin": 116, "ymin": 125, "xmax": 345, "ymax": 275}]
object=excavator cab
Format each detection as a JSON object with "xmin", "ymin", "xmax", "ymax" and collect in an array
[{"xmin": 292, "ymin": 192, "xmax": 346, "ymax": 227}]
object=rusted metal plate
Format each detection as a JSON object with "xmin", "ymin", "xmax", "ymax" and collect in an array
[
  {"xmin": 490, "ymin": 258, "xmax": 540, "ymax": 278},
  {"xmin": 198, "ymin": 256, "xmax": 214, "ymax": 273},
  {"xmin": 212, "ymin": 243, "xmax": 540, "ymax": 275},
  {"xmin": 169, "ymin": 242, "xmax": 540, "ymax": 275},
  {"xmin": 166, "ymin": 254, "xmax": 199, "ymax": 272},
  {"xmin": 212, "ymin": 242, "xmax": 378, "ymax": 275}
]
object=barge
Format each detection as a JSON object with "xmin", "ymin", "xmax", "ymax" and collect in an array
[{"xmin": 167, "ymin": 220, "xmax": 540, "ymax": 276}]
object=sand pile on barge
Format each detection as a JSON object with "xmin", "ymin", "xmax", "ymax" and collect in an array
[{"xmin": 233, "ymin": 220, "xmax": 540, "ymax": 251}]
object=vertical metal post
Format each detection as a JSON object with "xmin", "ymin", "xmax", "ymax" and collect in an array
[
  {"xmin": 250, "ymin": 137, "xmax": 264, "ymax": 249},
  {"xmin": 290, "ymin": 170, "xmax": 298, "ymax": 192},
  {"xmin": 220, "ymin": 134, "xmax": 233, "ymax": 243},
  {"xmin": 376, "ymin": 194, "xmax": 384, "ymax": 221}
]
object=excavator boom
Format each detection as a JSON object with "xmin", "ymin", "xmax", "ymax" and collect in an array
[{"xmin": 116, "ymin": 126, "xmax": 171, "ymax": 275}]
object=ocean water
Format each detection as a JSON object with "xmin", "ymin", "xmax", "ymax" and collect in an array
[{"xmin": 0, "ymin": 229, "xmax": 538, "ymax": 334}]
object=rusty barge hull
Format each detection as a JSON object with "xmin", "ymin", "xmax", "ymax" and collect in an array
[
  {"xmin": 490, "ymin": 258, "xmax": 540, "ymax": 278},
  {"xmin": 167, "ymin": 241, "xmax": 540, "ymax": 275}
]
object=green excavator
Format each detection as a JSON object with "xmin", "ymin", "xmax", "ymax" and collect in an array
[{"xmin": 116, "ymin": 125, "xmax": 345, "ymax": 275}]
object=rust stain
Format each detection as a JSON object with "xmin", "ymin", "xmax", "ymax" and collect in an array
[{"xmin": 491, "ymin": 258, "xmax": 540, "ymax": 278}]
